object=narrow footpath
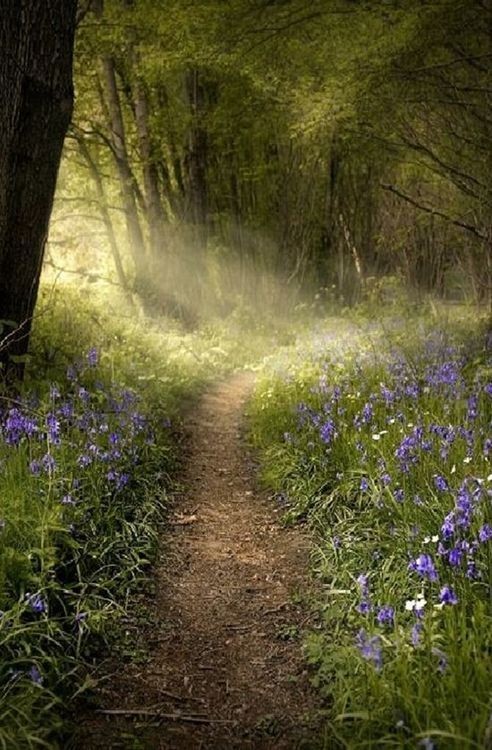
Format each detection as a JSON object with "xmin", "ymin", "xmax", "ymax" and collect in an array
[{"xmin": 79, "ymin": 373, "xmax": 322, "ymax": 749}]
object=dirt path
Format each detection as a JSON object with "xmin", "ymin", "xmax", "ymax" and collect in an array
[{"xmin": 79, "ymin": 373, "xmax": 322, "ymax": 749}]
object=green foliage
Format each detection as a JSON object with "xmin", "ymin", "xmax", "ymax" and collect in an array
[{"xmin": 249, "ymin": 308, "xmax": 492, "ymax": 747}]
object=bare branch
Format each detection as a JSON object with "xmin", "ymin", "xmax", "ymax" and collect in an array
[{"xmin": 381, "ymin": 183, "xmax": 487, "ymax": 241}]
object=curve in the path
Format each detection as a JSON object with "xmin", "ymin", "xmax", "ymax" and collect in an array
[{"xmin": 79, "ymin": 373, "xmax": 321, "ymax": 749}]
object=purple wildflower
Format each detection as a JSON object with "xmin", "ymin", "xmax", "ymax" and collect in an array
[
  {"xmin": 408, "ymin": 554, "xmax": 438, "ymax": 581},
  {"xmin": 411, "ymin": 622, "xmax": 423, "ymax": 647},
  {"xmin": 29, "ymin": 460, "xmax": 41, "ymax": 476},
  {"xmin": 320, "ymin": 419, "xmax": 336, "ymax": 445},
  {"xmin": 393, "ymin": 488, "xmax": 404, "ymax": 503},
  {"xmin": 434, "ymin": 475, "xmax": 449, "ymax": 492},
  {"xmin": 478, "ymin": 524, "xmax": 492, "ymax": 543},
  {"xmin": 376, "ymin": 606, "xmax": 394, "ymax": 626},
  {"xmin": 87, "ymin": 347, "xmax": 99, "ymax": 367},
  {"xmin": 25, "ymin": 593, "xmax": 46, "ymax": 614},
  {"xmin": 439, "ymin": 585, "xmax": 458, "ymax": 605},
  {"xmin": 28, "ymin": 666, "xmax": 43, "ymax": 685},
  {"xmin": 433, "ymin": 647, "xmax": 448, "ymax": 674},
  {"xmin": 356, "ymin": 628, "xmax": 383, "ymax": 670},
  {"xmin": 447, "ymin": 546, "xmax": 463, "ymax": 567},
  {"xmin": 356, "ymin": 574, "xmax": 370, "ymax": 597},
  {"xmin": 41, "ymin": 453, "xmax": 56, "ymax": 473}
]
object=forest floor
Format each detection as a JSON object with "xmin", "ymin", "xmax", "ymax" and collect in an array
[{"xmin": 77, "ymin": 372, "xmax": 324, "ymax": 749}]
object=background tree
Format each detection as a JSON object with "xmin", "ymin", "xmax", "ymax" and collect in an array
[{"xmin": 47, "ymin": 0, "xmax": 491, "ymax": 318}]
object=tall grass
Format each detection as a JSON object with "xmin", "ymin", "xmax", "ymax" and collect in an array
[{"xmin": 249, "ymin": 310, "xmax": 491, "ymax": 748}]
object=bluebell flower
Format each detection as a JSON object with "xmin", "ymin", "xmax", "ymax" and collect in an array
[
  {"xmin": 356, "ymin": 574, "xmax": 370, "ymax": 596},
  {"xmin": 439, "ymin": 585, "xmax": 458, "ymax": 605},
  {"xmin": 49, "ymin": 384, "xmax": 60, "ymax": 400},
  {"xmin": 355, "ymin": 628, "xmax": 382, "ymax": 670},
  {"xmin": 87, "ymin": 347, "xmax": 99, "ymax": 367},
  {"xmin": 41, "ymin": 454, "xmax": 56, "ymax": 473},
  {"xmin": 28, "ymin": 665, "xmax": 43, "ymax": 685},
  {"xmin": 434, "ymin": 475, "xmax": 449, "ymax": 492},
  {"xmin": 433, "ymin": 647, "xmax": 448, "ymax": 674},
  {"xmin": 405, "ymin": 382, "xmax": 419, "ymax": 398},
  {"xmin": 320, "ymin": 419, "xmax": 336, "ymax": 444},
  {"xmin": 46, "ymin": 413, "xmax": 60, "ymax": 445},
  {"xmin": 478, "ymin": 524, "xmax": 492, "ymax": 543},
  {"xmin": 362, "ymin": 402, "xmax": 373, "ymax": 424},
  {"xmin": 393, "ymin": 488, "xmax": 404, "ymax": 503},
  {"xmin": 441, "ymin": 512, "xmax": 455, "ymax": 539},
  {"xmin": 466, "ymin": 393, "xmax": 479, "ymax": 421},
  {"xmin": 411, "ymin": 622, "xmax": 423, "ymax": 647},
  {"xmin": 408, "ymin": 554, "xmax": 438, "ymax": 581},
  {"xmin": 447, "ymin": 546, "xmax": 463, "ymax": 567},
  {"xmin": 376, "ymin": 606, "xmax": 394, "ymax": 626},
  {"xmin": 25, "ymin": 593, "xmax": 46, "ymax": 614},
  {"xmin": 29, "ymin": 460, "xmax": 41, "ymax": 476},
  {"xmin": 357, "ymin": 600, "xmax": 372, "ymax": 615}
]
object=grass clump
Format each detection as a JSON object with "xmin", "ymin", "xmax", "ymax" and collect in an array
[{"xmin": 249, "ymin": 310, "xmax": 492, "ymax": 748}]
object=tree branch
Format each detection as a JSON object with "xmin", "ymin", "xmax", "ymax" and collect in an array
[{"xmin": 380, "ymin": 183, "xmax": 487, "ymax": 241}]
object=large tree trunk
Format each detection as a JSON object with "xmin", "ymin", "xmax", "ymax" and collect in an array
[{"xmin": 0, "ymin": 1, "xmax": 77, "ymax": 381}]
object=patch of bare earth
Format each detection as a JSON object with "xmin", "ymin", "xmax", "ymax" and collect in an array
[{"xmin": 78, "ymin": 373, "xmax": 323, "ymax": 749}]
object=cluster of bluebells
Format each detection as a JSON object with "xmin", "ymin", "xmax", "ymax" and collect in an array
[
  {"xmin": 287, "ymin": 329, "xmax": 491, "ymax": 675},
  {"xmin": 0, "ymin": 349, "xmax": 163, "ymax": 636},
  {"xmin": 0, "ymin": 348, "xmax": 158, "ymax": 506}
]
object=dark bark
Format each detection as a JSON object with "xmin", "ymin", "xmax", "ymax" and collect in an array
[{"xmin": 0, "ymin": 0, "xmax": 77, "ymax": 381}]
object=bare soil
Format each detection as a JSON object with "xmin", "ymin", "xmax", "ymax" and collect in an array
[{"xmin": 77, "ymin": 373, "xmax": 323, "ymax": 749}]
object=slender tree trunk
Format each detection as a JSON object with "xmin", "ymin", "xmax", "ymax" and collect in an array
[
  {"xmin": 74, "ymin": 133, "xmax": 133, "ymax": 304},
  {"xmin": 100, "ymin": 55, "xmax": 148, "ymax": 290},
  {"xmin": 133, "ymin": 80, "xmax": 167, "ymax": 258},
  {"xmin": 185, "ymin": 69, "xmax": 209, "ymax": 250},
  {"xmin": 0, "ymin": 1, "xmax": 77, "ymax": 381}
]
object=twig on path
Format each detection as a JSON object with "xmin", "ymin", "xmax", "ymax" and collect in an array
[
  {"xmin": 169, "ymin": 513, "xmax": 198, "ymax": 526},
  {"xmin": 130, "ymin": 684, "xmax": 205, "ymax": 704},
  {"xmin": 225, "ymin": 625, "xmax": 254, "ymax": 633},
  {"xmin": 96, "ymin": 709, "xmax": 232, "ymax": 725},
  {"xmin": 262, "ymin": 601, "xmax": 290, "ymax": 616}
]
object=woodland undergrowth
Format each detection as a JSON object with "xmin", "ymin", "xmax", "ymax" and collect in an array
[
  {"xmin": 249, "ymin": 304, "xmax": 491, "ymax": 749},
  {"xmin": 0, "ymin": 286, "xmax": 274, "ymax": 748}
]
